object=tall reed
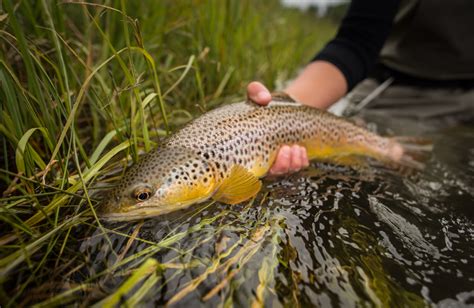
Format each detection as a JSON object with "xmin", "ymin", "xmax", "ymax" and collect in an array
[{"xmin": 0, "ymin": 0, "xmax": 336, "ymax": 305}]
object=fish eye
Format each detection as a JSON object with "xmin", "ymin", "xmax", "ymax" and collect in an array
[{"xmin": 134, "ymin": 189, "xmax": 152, "ymax": 202}]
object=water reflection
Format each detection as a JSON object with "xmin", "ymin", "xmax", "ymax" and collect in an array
[{"xmin": 78, "ymin": 125, "xmax": 474, "ymax": 307}]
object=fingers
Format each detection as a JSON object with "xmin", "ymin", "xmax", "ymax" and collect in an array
[
  {"xmin": 301, "ymin": 146, "xmax": 310, "ymax": 168},
  {"xmin": 289, "ymin": 145, "xmax": 303, "ymax": 171},
  {"xmin": 247, "ymin": 81, "xmax": 272, "ymax": 106},
  {"xmin": 269, "ymin": 145, "xmax": 309, "ymax": 175},
  {"xmin": 270, "ymin": 145, "xmax": 291, "ymax": 174}
]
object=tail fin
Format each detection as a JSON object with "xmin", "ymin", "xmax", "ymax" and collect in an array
[{"xmin": 388, "ymin": 137, "xmax": 433, "ymax": 170}]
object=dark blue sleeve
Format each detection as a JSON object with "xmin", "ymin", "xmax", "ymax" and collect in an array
[{"xmin": 313, "ymin": 0, "xmax": 400, "ymax": 90}]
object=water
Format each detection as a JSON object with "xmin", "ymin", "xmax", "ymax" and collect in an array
[
  {"xmin": 77, "ymin": 123, "xmax": 474, "ymax": 307},
  {"xmin": 281, "ymin": 0, "xmax": 348, "ymax": 16}
]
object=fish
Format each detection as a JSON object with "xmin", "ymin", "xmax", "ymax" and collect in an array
[{"xmin": 100, "ymin": 92, "xmax": 425, "ymax": 221}]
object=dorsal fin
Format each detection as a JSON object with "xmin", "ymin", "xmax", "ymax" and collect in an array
[{"xmin": 270, "ymin": 91, "xmax": 297, "ymax": 103}]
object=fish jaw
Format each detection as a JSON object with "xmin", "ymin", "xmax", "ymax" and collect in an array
[{"xmin": 99, "ymin": 195, "xmax": 213, "ymax": 221}]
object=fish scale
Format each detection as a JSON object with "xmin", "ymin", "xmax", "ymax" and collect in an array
[{"xmin": 101, "ymin": 95, "xmax": 406, "ymax": 221}]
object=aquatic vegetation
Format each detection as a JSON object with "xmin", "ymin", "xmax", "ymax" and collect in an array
[{"xmin": 0, "ymin": 0, "xmax": 335, "ymax": 305}]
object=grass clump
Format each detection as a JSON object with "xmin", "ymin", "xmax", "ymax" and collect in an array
[{"xmin": 0, "ymin": 0, "xmax": 336, "ymax": 305}]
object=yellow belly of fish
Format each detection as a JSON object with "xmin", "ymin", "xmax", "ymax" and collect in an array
[
  {"xmin": 248, "ymin": 152, "xmax": 278, "ymax": 178},
  {"xmin": 302, "ymin": 138, "xmax": 380, "ymax": 163},
  {"xmin": 192, "ymin": 137, "xmax": 380, "ymax": 207},
  {"xmin": 248, "ymin": 138, "xmax": 375, "ymax": 179}
]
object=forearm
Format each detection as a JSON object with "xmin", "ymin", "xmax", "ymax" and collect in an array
[
  {"xmin": 287, "ymin": 0, "xmax": 399, "ymax": 110},
  {"xmin": 284, "ymin": 61, "xmax": 348, "ymax": 109}
]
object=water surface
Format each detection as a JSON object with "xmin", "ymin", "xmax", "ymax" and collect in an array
[{"xmin": 78, "ymin": 122, "xmax": 474, "ymax": 307}]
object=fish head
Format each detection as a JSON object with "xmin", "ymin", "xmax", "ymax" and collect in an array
[{"xmin": 100, "ymin": 147, "xmax": 217, "ymax": 221}]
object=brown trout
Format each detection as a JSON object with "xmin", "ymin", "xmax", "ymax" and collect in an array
[{"xmin": 100, "ymin": 93, "xmax": 410, "ymax": 221}]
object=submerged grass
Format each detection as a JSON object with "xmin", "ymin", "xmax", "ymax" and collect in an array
[{"xmin": 0, "ymin": 0, "xmax": 336, "ymax": 305}]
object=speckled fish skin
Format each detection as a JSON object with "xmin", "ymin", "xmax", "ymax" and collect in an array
[{"xmin": 101, "ymin": 96, "xmax": 402, "ymax": 220}]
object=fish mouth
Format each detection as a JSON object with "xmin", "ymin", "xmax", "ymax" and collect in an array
[
  {"xmin": 99, "ymin": 206, "xmax": 177, "ymax": 221},
  {"xmin": 99, "ymin": 201, "xmax": 201, "ymax": 221}
]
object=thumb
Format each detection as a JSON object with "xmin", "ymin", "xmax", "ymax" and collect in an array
[{"xmin": 247, "ymin": 81, "xmax": 272, "ymax": 106}]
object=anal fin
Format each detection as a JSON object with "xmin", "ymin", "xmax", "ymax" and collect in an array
[
  {"xmin": 212, "ymin": 165, "xmax": 262, "ymax": 204},
  {"xmin": 332, "ymin": 155, "xmax": 369, "ymax": 169}
]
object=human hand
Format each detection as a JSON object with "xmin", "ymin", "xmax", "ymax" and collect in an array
[{"xmin": 246, "ymin": 81, "xmax": 310, "ymax": 175}]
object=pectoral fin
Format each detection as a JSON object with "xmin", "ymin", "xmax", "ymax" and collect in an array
[{"xmin": 212, "ymin": 165, "xmax": 262, "ymax": 204}]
